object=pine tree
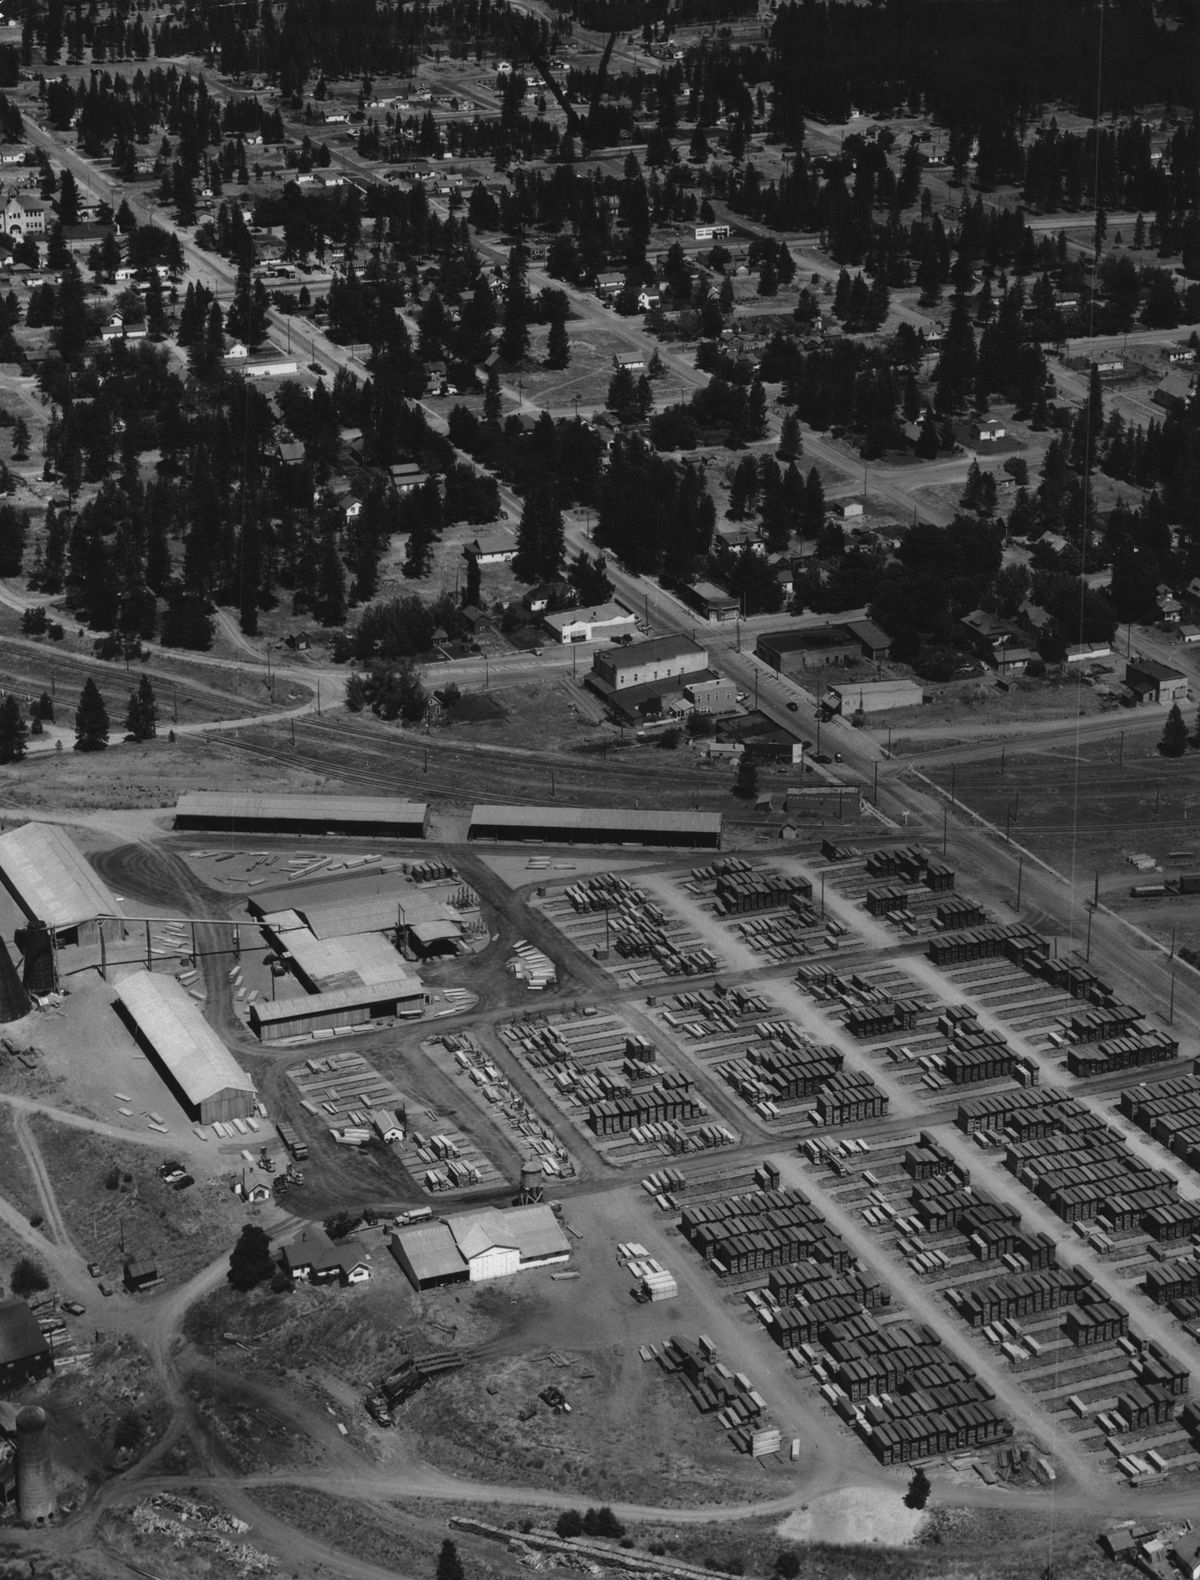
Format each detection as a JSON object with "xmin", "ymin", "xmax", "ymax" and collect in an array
[
  {"xmin": 124, "ymin": 674, "xmax": 157, "ymax": 741},
  {"xmin": 436, "ymin": 1539, "xmax": 466, "ymax": 1580},
  {"xmin": 777, "ymin": 411, "xmax": 801, "ymax": 461},
  {"xmin": 513, "ymin": 488, "xmax": 564, "ymax": 584},
  {"xmin": 483, "ymin": 365, "xmax": 502, "ymax": 426},
  {"xmin": 74, "ymin": 677, "xmax": 109, "ymax": 751},
  {"xmin": 227, "ymin": 1224, "xmax": 275, "ymax": 1291},
  {"xmin": 498, "ymin": 244, "xmax": 530, "ymax": 364},
  {"xmin": 463, "ymin": 554, "xmax": 481, "ymax": 607},
  {"xmin": 0, "ymin": 695, "xmax": 27, "ymax": 763},
  {"xmin": 1160, "ymin": 703, "xmax": 1189, "ymax": 759},
  {"xmin": 904, "ymin": 1467, "xmax": 932, "ymax": 1510},
  {"xmin": 11, "ymin": 417, "xmax": 29, "ymax": 461},
  {"xmin": 733, "ymin": 754, "xmax": 759, "ymax": 800},
  {"xmin": 546, "ymin": 314, "xmax": 571, "ymax": 370}
]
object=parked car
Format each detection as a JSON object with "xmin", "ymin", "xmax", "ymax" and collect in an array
[
  {"xmin": 786, "ymin": 701, "xmax": 799, "ymax": 711},
  {"xmin": 61, "ymin": 1300, "xmax": 85, "ymax": 1316},
  {"xmin": 87, "ymin": 1263, "xmax": 102, "ymax": 1278}
]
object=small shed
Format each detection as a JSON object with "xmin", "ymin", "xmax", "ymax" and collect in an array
[{"xmin": 123, "ymin": 1259, "xmax": 159, "ymax": 1292}]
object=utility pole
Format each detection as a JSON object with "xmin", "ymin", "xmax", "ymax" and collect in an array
[{"xmin": 1016, "ymin": 856, "xmax": 1023, "ymax": 911}]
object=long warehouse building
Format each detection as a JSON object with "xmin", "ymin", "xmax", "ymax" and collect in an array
[
  {"xmin": 0, "ymin": 821, "xmax": 125, "ymax": 945},
  {"xmin": 174, "ymin": 793, "xmax": 429, "ymax": 839},
  {"xmin": 112, "ymin": 970, "xmax": 257, "ymax": 1124},
  {"xmin": 467, "ymin": 805, "xmax": 723, "ymax": 849}
]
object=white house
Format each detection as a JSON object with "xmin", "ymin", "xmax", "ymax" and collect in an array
[{"xmin": 975, "ymin": 418, "xmax": 1006, "ymax": 442}]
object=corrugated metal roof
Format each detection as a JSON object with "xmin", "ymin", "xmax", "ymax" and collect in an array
[
  {"xmin": 175, "ymin": 791, "xmax": 428, "ymax": 826},
  {"xmin": 284, "ymin": 927, "xmax": 422, "ymax": 992},
  {"xmin": 0, "ymin": 1298, "xmax": 48, "ymax": 1365},
  {"xmin": 391, "ymin": 1221, "xmax": 468, "ymax": 1283},
  {"xmin": 303, "ymin": 892, "xmax": 458, "ymax": 940},
  {"xmin": 449, "ymin": 1204, "xmax": 569, "ymax": 1263},
  {"xmin": 112, "ymin": 970, "xmax": 256, "ymax": 1105},
  {"xmin": 0, "ymin": 821, "xmax": 123, "ymax": 928},
  {"xmin": 250, "ymin": 979, "xmax": 425, "ymax": 1023},
  {"xmin": 469, "ymin": 805, "xmax": 723, "ymax": 836}
]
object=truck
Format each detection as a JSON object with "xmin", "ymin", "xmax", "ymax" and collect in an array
[
  {"xmin": 394, "ymin": 1206, "xmax": 434, "ymax": 1227},
  {"xmin": 276, "ymin": 1121, "xmax": 309, "ymax": 1161}
]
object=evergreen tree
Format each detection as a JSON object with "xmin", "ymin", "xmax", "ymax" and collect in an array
[
  {"xmin": 33, "ymin": 692, "xmax": 53, "ymax": 723},
  {"xmin": 74, "ymin": 677, "xmax": 109, "ymax": 751},
  {"xmin": 227, "ymin": 1223, "xmax": 275, "ymax": 1291},
  {"xmin": 498, "ymin": 244, "xmax": 531, "ymax": 364},
  {"xmin": 0, "ymin": 695, "xmax": 27, "ymax": 763},
  {"xmin": 904, "ymin": 1467, "xmax": 932, "ymax": 1510},
  {"xmin": 124, "ymin": 675, "xmax": 157, "ymax": 741},
  {"xmin": 733, "ymin": 754, "xmax": 759, "ymax": 800},
  {"xmin": 777, "ymin": 411, "xmax": 801, "ymax": 461},
  {"xmin": 11, "ymin": 417, "xmax": 29, "ymax": 461},
  {"xmin": 463, "ymin": 553, "xmax": 482, "ymax": 608},
  {"xmin": 513, "ymin": 488, "xmax": 564, "ymax": 584},
  {"xmin": 1160, "ymin": 703, "xmax": 1189, "ymax": 758},
  {"xmin": 483, "ymin": 365, "xmax": 502, "ymax": 426},
  {"xmin": 546, "ymin": 314, "xmax": 571, "ymax": 370},
  {"xmin": 436, "ymin": 1540, "xmax": 466, "ymax": 1580}
]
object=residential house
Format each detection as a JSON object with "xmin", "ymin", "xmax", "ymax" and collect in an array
[
  {"xmin": 974, "ymin": 418, "xmax": 1006, "ymax": 442},
  {"xmin": 463, "ymin": 533, "xmax": 517, "ymax": 567},
  {"xmin": 282, "ymin": 1225, "xmax": 371, "ymax": 1286},
  {"xmin": 613, "ymin": 351, "xmax": 646, "ymax": 371},
  {"xmin": 390, "ymin": 461, "xmax": 429, "ymax": 494},
  {"xmin": 1153, "ymin": 370, "xmax": 1195, "ymax": 413},
  {"xmin": 1157, "ymin": 585, "xmax": 1183, "ymax": 622},
  {"xmin": 275, "ymin": 439, "xmax": 306, "ymax": 467}
]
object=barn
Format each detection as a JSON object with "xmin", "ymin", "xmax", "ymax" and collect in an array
[
  {"xmin": 389, "ymin": 1221, "xmax": 470, "ymax": 1291},
  {"xmin": 468, "ymin": 805, "xmax": 723, "ymax": 849},
  {"xmin": 0, "ymin": 822, "xmax": 125, "ymax": 946},
  {"xmin": 173, "ymin": 792, "xmax": 429, "ymax": 839},
  {"xmin": 112, "ymin": 970, "xmax": 257, "ymax": 1124},
  {"xmin": 0, "ymin": 1300, "xmax": 51, "ymax": 1389},
  {"xmin": 449, "ymin": 1204, "xmax": 570, "ymax": 1280}
]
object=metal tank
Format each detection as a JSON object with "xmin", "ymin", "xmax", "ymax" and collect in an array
[{"xmin": 15, "ymin": 1405, "xmax": 54, "ymax": 1524}]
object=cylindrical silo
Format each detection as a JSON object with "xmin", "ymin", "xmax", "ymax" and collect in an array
[{"xmin": 15, "ymin": 1405, "xmax": 54, "ymax": 1524}]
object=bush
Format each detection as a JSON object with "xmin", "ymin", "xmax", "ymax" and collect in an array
[
  {"xmin": 775, "ymin": 1553, "xmax": 802, "ymax": 1579},
  {"xmin": 905, "ymin": 1466, "xmax": 931, "ymax": 1509},
  {"xmin": 103, "ymin": 1164, "xmax": 121, "ymax": 1190},
  {"xmin": 10, "ymin": 1256, "xmax": 48, "ymax": 1299},
  {"xmin": 555, "ymin": 1510, "xmax": 584, "ymax": 1538}
]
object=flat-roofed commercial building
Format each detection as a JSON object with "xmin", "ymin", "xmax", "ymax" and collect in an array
[
  {"xmin": 590, "ymin": 635, "xmax": 707, "ymax": 692},
  {"xmin": 174, "ymin": 793, "xmax": 428, "ymax": 839},
  {"xmin": 0, "ymin": 822, "xmax": 124, "ymax": 946},
  {"xmin": 468, "ymin": 805, "xmax": 722, "ymax": 849},
  {"xmin": 112, "ymin": 970, "xmax": 257, "ymax": 1124}
]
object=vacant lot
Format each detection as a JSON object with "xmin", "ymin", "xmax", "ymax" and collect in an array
[{"xmin": 29, "ymin": 1113, "xmax": 234, "ymax": 1283}]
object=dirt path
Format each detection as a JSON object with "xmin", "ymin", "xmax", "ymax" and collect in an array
[{"xmin": 12, "ymin": 1106, "xmax": 74, "ymax": 1251}]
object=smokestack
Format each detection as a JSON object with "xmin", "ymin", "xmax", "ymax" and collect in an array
[
  {"xmin": 15, "ymin": 1405, "xmax": 54, "ymax": 1524},
  {"xmin": 15, "ymin": 920, "xmax": 56, "ymax": 996}
]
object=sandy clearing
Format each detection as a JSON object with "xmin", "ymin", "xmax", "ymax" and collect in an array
[{"xmin": 775, "ymin": 1485, "xmax": 928, "ymax": 1546}]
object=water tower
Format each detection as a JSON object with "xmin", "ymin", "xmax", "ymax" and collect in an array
[
  {"xmin": 518, "ymin": 1160, "xmax": 544, "ymax": 1205},
  {"xmin": 15, "ymin": 1406, "xmax": 54, "ymax": 1524}
]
